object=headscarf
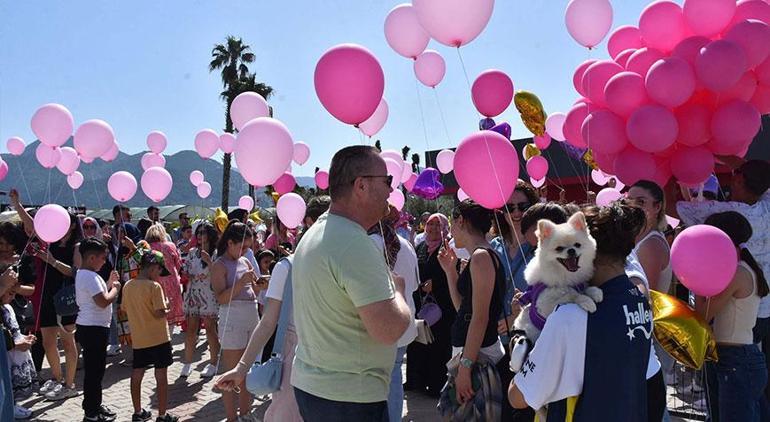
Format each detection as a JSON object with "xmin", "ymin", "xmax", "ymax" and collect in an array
[
  {"xmin": 80, "ymin": 216, "xmax": 103, "ymax": 240},
  {"xmin": 368, "ymin": 209, "xmax": 402, "ymax": 270},
  {"xmin": 426, "ymin": 213, "xmax": 449, "ymax": 255}
]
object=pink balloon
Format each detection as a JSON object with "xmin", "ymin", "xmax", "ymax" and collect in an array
[
  {"xmin": 582, "ymin": 109, "xmax": 628, "ymax": 155},
  {"xmin": 683, "ymin": 0, "xmax": 736, "ymax": 37},
  {"xmin": 471, "ymin": 70, "xmax": 514, "ymax": 118},
  {"xmin": 358, "ymin": 98, "xmax": 389, "ymax": 137},
  {"xmin": 379, "ymin": 150, "xmax": 403, "ymax": 166},
  {"xmin": 457, "ymin": 188, "xmax": 469, "ymax": 201},
  {"xmin": 596, "ymin": 187, "xmax": 623, "ymax": 206},
  {"xmin": 100, "ymin": 142, "xmax": 119, "ymax": 162},
  {"xmin": 436, "ymin": 149, "xmax": 455, "ymax": 174},
  {"xmin": 573, "ymin": 60, "xmax": 597, "ymax": 96},
  {"xmin": 639, "ymin": 1, "xmax": 687, "ymax": 53},
  {"xmin": 74, "ymin": 119, "xmax": 115, "ymax": 159},
  {"xmin": 0, "ymin": 161, "xmax": 7, "ymax": 182},
  {"xmin": 723, "ymin": 71, "xmax": 759, "ymax": 102},
  {"xmin": 723, "ymin": 19, "xmax": 770, "ymax": 68},
  {"xmin": 56, "ymin": 147, "xmax": 80, "ymax": 175},
  {"xmin": 530, "ymin": 177, "xmax": 546, "ymax": 189},
  {"xmin": 709, "ymin": 99, "xmax": 761, "ymax": 155},
  {"xmin": 404, "ymin": 173, "xmax": 418, "ymax": 192},
  {"xmin": 146, "ymin": 131, "xmax": 167, "ymax": 154},
  {"xmin": 541, "ymin": 114, "xmax": 565, "ymax": 144},
  {"xmin": 751, "ymin": 83, "xmax": 770, "ymax": 114},
  {"xmin": 231, "ymin": 92, "xmax": 270, "ymax": 132},
  {"xmin": 563, "ymin": 102, "xmax": 595, "ymax": 148},
  {"xmin": 731, "ymin": 0, "xmax": 770, "ymax": 27},
  {"xmin": 314, "ymin": 44, "xmax": 384, "ymax": 125},
  {"xmin": 593, "ymin": 150, "xmax": 617, "ymax": 172},
  {"xmin": 141, "ymin": 167, "xmax": 173, "ymax": 203},
  {"xmin": 454, "ymin": 131, "xmax": 520, "ymax": 209},
  {"xmin": 235, "ymin": 118, "xmax": 294, "ymax": 186},
  {"xmin": 608, "ymin": 26, "xmax": 644, "ymax": 59},
  {"xmin": 412, "ymin": 0, "xmax": 494, "ymax": 47},
  {"xmin": 696, "ymin": 40, "xmax": 748, "ymax": 92},
  {"xmin": 384, "ymin": 4, "xmax": 430, "ymax": 59},
  {"xmin": 626, "ymin": 105, "xmax": 678, "ymax": 153},
  {"xmin": 626, "ymin": 47, "xmax": 666, "ymax": 76},
  {"xmin": 671, "ymin": 225, "xmax": 737, "ymax": 297},
  {"xmin": 591, "ymin": 169, "xmax": 609, "ymax": 186},
  {"xmin": 388, "ymin": 189, "xmax": 405, "ymax": 211},
  {"xmin": 565, "ymin": 0, "xmax": 614, "ymax": 49},
  {"xmin": 197, "ymin": 182, "xmax": 212, "ymax": 199},
  {"xmin": 276, "ymin": 193, "xmax": 306, "ymax": 229},
  {"xmin": 31, "ymin": 104, "xmax": 74, "ymax": 148},
  {"xmin": 676, "ymin": 103, "xmax": 712, "ymax": 147},
  {"xmin": 672, "ymin": 36, "xmax": 711, "ymax": 67},
  {"xmin": 292, "ymin": 142, "xmax": 310, "ymax": 165},
  {"xmin": 315, "ymin": 170, "xmax": 329, "ymax": 190},
  {"xmin": 756, "ymin": 55, "xmax": 770, "ymax": 86},
  {"xmin": 273, "ymin": 172, "xmax": 297, "ymax": 195},
  {"xmin": 238, "ymin": 195, "xmax": 255, "ymax": 211},
  {"xmin": 581, "ymin": 60, "xmax": 623, "ymax": 107},
  {"xmin": 615, "ymin": 49, "xmax": 637, "ymax": 68},
  {"xmin": 219, "ymin": 133, "xmax": 236, "ymax": 154},
  {"xmin": 194, "ymin": 129, "xmax": 220, "ymax": 159},
  {"xmin": 604, "ymin": 71, "xmax": 649, "ymax": 117},
  {"xmin": 6, "ymin": 137, "xmax": 25, "ymax": 156},
  {"xmin": 645, "ymin": 57, "xmax": 696, "ymax": 108},
  {"xmin": 413, "ymin": 50, "xmax": 446, "ymax": 88},
  {"xmin": 651, "ymin": 158, "xmax": 672, "ymax": 188},
  {"xmin": 534, "ymin": 133, "xmax": 552, "ymax": 150},
  {"xmin": 140, "ymin": 153, "xmax": 166, "ymax": 171},
  {"xmin": 81, "ymin": 156, "xmax": 95, "ymax": 164},
  {"xmin": 189, "ymin": 170, "xmax": 204, "ymax": 187},
  {"xmin": 35, "ymin": 144, "xmax": 61, "ymax": 169},
  {"xmin": 67, "ymin": 171, "xmax": 84, "ymax": 190},
  {"xmin": 526, "ymin": 156, "xmax": 549, "ymax": 180},
  {"xmin": 400, "ymin": 159, "xmax": 413, "ymax": 184},
  {"xmin": 107, "ymin": 171, "xmax": 137, "ymax": 202},
  {"xmin": 34, "ymin": 204, "xmax": 71, "ymax": 243},
  {"xmin": 613, "ymin": 146, "xmax": 656, "ymax": 185},
  {"xmin": 670, "ymin": 146, "xmax": 714, "ymax": 185},
  {"xmin": 383, "ymin": 157, "xmax": 403, "ymax": 190}
]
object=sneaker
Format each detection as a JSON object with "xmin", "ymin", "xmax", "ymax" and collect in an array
[
  {"xmin": 99, "ymin": 405, "xmax": 117, "ymax": 421},
  {"xmin": 106, "ymin": 345, "xmax": 121, "ymax": 357},
  {"xmin": 180, "ymin": 363, "xmax": 192, "ymax": 378},
  {"xmin": 132, "ymin": 408, "xmax": 152, "ymax": 422},
  {"xmin": 83, "ymin": 414, "xmax": 113, "ymax": 422},
  {"xmin": 45, "ymin": 383, "xmax": 79, "ymax": 401},
  {"xmin": 14, "ymin": 405, "xmax": 32, "ymax": 420},
  {"xmin": 200, "ymin": 363, "xmax": 217, "ymax": 378},
  {"xmin": 691, "ymin": 397, "xmax": 707, "ymax": 412},
  {"xmin": 39, "ymin": 379, "xmax": 59, "ymax": 395},
  {"xmin": 155, "ymin": 414, "xmax": 179, "ymax": 422}
]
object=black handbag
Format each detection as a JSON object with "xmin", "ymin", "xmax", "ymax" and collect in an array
[{"xmin": 53, "ymin": 282, "xmax": 79, "ymax": 317}]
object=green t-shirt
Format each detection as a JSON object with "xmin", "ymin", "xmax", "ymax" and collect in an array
[{"xmin": 290, "ymin": 212, "xmax": 396, "ymax": 403}]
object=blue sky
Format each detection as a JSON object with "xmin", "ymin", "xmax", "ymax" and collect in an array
[{"xmin": 0, "ymin": 0, "xmax": 653, "ymax": 177}]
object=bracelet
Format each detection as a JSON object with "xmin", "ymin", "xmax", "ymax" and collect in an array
[{"xmin": 459, "ymin": 357, "xmax": 475, "ymax": 368}]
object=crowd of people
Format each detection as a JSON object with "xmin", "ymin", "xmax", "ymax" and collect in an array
[{"xmin": 0, "ymin": 145, "xmax": 767, "ymax": 422}]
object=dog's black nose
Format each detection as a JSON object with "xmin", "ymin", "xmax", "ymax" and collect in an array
[{"xmin": 567, "ymin": 248, "xmax": 576, "ymax": 257}]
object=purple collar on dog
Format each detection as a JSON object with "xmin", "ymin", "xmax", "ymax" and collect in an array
[{"xmin": 519, "ymin": 282, "xmax": 587, "ymax": 331}]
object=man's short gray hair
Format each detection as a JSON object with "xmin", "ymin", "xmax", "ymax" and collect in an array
[{"xmin": 328, "ymin": 145, "xmax": 381, "ymax": 200}]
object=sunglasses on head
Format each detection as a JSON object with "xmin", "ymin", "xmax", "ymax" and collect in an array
[{"xmin": 500, "ymin": 202, "xmax": 531, "ymax": 213}]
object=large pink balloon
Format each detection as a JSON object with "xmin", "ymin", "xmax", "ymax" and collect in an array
[
  {"xmin": 672, "ymin": 36, "xmax": 711, "ymax": 67},
  {"xmin": 471, "ymin": 70, "xmax": 514, "ymax": 117},
  {"xmin": 404, "ymin": 173, "xmax": 418, "ymax": 192},
  {"xmin": 414, "ymin": 50, "xmax": 446, "ymax": 88},
  {"xmin": 74, "ymin": 119, "xmax": 115, "ymax": 159},
  {"xmin": 56, "ymin": 147, "xmax": 80, "ymax": 175},
  {"xmin": 670, "ymin": 146, "xmax": 714, "ymax": 185},
  {"xmin": 696, "ymin": 40, "xmax": 748, "ymax": 92},
  {"xmin": 671, "ymin": 225, "xmax": 737, "ymax": 297},
  {"xmin": 454, "ymin": 131, "xmax": 519, "ymax": 209},
  {"xmin": 107, "ymin": 171, "xmax": 137, "ymax": 202},
  {"xmin": 565, "ymin": 0, "xmax": 614, "ymax": 49},
  {"xmin": 315, "ymin": 170, "xmax": 329, "ymax": 190},
  {"xmin": 194, "ymin": 129, "xmax": 220, "ymax": 159},
  {"xmin": 731, "ymin": 0, "xmax": 770, "ymax": 27},
  {"xmin": 723, "ymin": 19, "xmax": 770, "ymax": 68},
  {"xmin": 615, "ymin": 49, "xmax": 637, "ymax": 68},
  {"xmin": 189, "ymin": 170, "xmax": 204, "ymax": 187},
  {"xmin": 651, "ymin": 158, "xmax": 672, "ymax": 188},
  {"xmin": 388, "ymin": 189, "xmax": 405, "ymax": 211},
  {"xmin": 67, "ymin": 171, "xmax": 84, "ymax": 190},
  {"xmin": 581, "ymin": 109, "xmax": 628, "ymax": 155},
  {"xmin": 384, "ymin": 4, "xmax": 430, "ymax": 59},
  {"xmin": 625, "ymin": 47, "xmax": 666, "ymax": 76},
  {"xmin": 273, "ymin": 172, "xmax": 297, "ymax": 195},
  {"xmin": 722, "ymin": 71, "xmax": 759, "ymax": 103},
  {"xmin": 100, "ymin": 142, "xmax": 119, "ymax": 162},
  {"xmin": 34, "ymin": 204, "xmax": 71, "ymax": 243},
  {"xmin": 276, "ymin": 193, "xmax": 306, "ymax": 229},
  {"xmin": 613, "ymin": 146, "xmax": 656, "ymax": 185},
  {"xmin": 146, "ymin": 131, "xmax": 167, "ymax": 154},
  {"xmin": 593, "ymin": 151, "xmax": 617, "ymax": 173},
  {"xmin": 292, "ymin": 142, "xmax": 310, "ymax": 165},
  {"xmin": 231, "ymin": 92, "xmax": 270, "ymax": 132},
  {"xmin": 6, "ymin": 137, "xmax": 25, "ymax": 156},
  {"xmin": 141, "ymin": 167, "xmax": 173, "ymax": 203},
  {"xmin": 219, "ymin": 133, "xmax": 236, "ymax": 154},
  {"xmin": 751, "ymin": 83, "xmax": 770, "ymax": 114},
  {"xmin": 676, "ymin": 103, "xmax": 712, "ymax": 147},
  {"xmin": 607, "ymin": 26, "xmax": 644, "ymax": 59},
  {"xmin": 31, "ymin": 104, "xmax": 74, "ymax": 148},
  {"xmin": 0, "ymin": 161, "xmax": 8, "ymax": 182},
  {"xmin": 436, "ymin": 149, "xmax": 455, "ymax": 174},
  {"xmin": 581, "ymin": 60, "xmax": 623, "ymax": 107},
  {"xmin": 314, "ymin": 44, "xmax": 384, "ymax": 125},
  {"xmin": 604, "ymin": 71, "xmax": 649, "ymax": 117},
  {"xmin": 563, "ymin": 102, "xmax": 595, "ymax": 148},
  {"xmin": 35, "ymin": 144, "xmax": 61, "ymax": 169},
  {"xmin": 412, "ymin": 0, "xmax": 494, "ymax": 47},
  {"xmin": 645, "ymin": 57, "xmax": 696, "ymax": 108},
  {"xmin": 358, "ymin": 98, "xmax": 389, "ymax": 137},
  {"xmin": 141, "ymin": 153, "xmax": 166, "ymax": 171},
  {"xmin": 573, "ymin": 60, "xmax": 597, "ymax": 96},
  {"xmin": 627, "ymin": 105, "xmax": 678, "ymax": 153},
  {"xmin": 383, "ymin": 157, "xmax": 403, "ymax": 190},
  {"xmin": 197, "ymin": 182, "xmax": 212, "ymax": 199},
  {"xmin": 239, "ymin": 195, "xmax": 255, "ymax": 211},
  {"xmin": 526, "ymin": 156, "xmax": 549, "ymax": 180},
  {"xmin": 710, "ymin": 100, "xmax": 761, "ymax": 155},
  {"xmin": 235, "ymin": 118, "xmax": 294, "ymax": 186},
  {"xmin": 545, "ymin": 113, "xmax": 567, "ymax": 141},
  {"xmin": 596, "ymin": 187, "xmax": 623, "ymax": 206},
  {"xmin": 683, "ymin": 0, "xmax": 736, "ymax": 37},
  {"xmin": 639, "ymin": 1, "xmax": 687, "ymax": 53}
]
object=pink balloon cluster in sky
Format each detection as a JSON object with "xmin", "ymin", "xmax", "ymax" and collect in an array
[{"xmin": 562, "ymin": 0, "xmax": 769, "ymax": 188}]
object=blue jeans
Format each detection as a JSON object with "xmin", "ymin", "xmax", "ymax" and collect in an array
[
  {"xmin": 108, "ymin": 303, "xmax": 119, "ymax": 346},
  {"xmin": 294, "ymin": 387, "xmax": 388, "ymax": 422},
  {"xmin": 387, "ymin": 347, "xmax": 406, "ymax": 422},
  {"xmin": 705, "ymin": 344, "xmax": 768, "ymax": 422}
]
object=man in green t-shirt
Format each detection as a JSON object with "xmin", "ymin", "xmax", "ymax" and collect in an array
[{"xmin": 291, "ymin": 145, "xmax": 412, "ymax": 421}]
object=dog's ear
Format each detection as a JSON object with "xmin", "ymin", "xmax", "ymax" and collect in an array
[
  {"xmin": 568, "ymin": 212, "xmax": 588, "ymax": 232},
  {"xmin": 537, "ymin": 219, "xmax": 556, "ymax": 240}
]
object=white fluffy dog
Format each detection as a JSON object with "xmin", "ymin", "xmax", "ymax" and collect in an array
[{"xmin": 509, "ymin": 212, "xmax": 602, "ymax": 372}]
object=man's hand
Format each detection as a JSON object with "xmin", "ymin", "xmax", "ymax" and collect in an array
[{"xmin": 8, "ymin": 189, "xmax": 20, "ymax": 207}]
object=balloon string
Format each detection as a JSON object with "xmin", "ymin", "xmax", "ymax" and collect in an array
[
  {"xmin": 17, "ymin": 163, "xmax": 34, "ymax": 206},
  {"xmin": 432, "ymin": 89, "xmax": 453, "ymax": 146},
  {"xmin": 585, "ymin": 48, "xmax": 594, "ymax": 200},
  {"xmin": 413, "ymin": 78, "xmax": 433, "ymax": 170},
  {"xmin": 543, "ymin": 148, "xmax": 567, "ymax": 192}
]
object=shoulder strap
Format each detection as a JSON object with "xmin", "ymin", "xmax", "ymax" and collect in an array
[{"xmin": 271, "ymin": 258, "xmax": 293, "ymax": 357}]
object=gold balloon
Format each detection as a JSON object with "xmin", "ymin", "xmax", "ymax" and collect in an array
[
  {"xmin": 514, "ymin": 91, "xmax": 547, "ymax": 136},
  {"xmin": 523, "ymin": 143, "xmax": 541, "ymax": 161},
  {"xmin": 214, "ymin": 208, "xmax": 229, "ymax": 233},
  {"xmin": 650, "ymin": 291, "xmax": 718, "ymax": 370},
  {"xmin": 249, "ymin": 211, "xmax": 263, "ymax": 224},
  {"xmin": 271, "ymin": 192, "xmax": 280, "ymax": 204},
  {"xmin": 583, "ymin": 149, "xmax": 598, "ymax": 170}
]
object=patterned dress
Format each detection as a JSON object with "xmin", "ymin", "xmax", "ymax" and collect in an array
[
  {"xmin": 182, "ymin": 248, "xmax": 219, "ymax": 319},
  {"xmin": 1, "ymin": 305, "xmax": 37, "ymax": 400},
  {"xmin": 114, "ymin": 241, "xmax": 149, "ymax": 346},
  {"xmin": 149, "ymin": 241, "xmax": 185, "ymax": 325}
]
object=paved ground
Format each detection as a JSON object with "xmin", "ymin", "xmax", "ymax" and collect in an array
[{"xmin": 18, "ymin": 331, "xmax": 698, "ymax": 421}]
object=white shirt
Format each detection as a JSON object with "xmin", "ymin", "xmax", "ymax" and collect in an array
[
  {"xmin": 414, "ymin": 232, "xmax": 426, "ymax": 247},
  {"xmin": 75, "ymin": 269, "xmax": 112, "ymax": 328},
  {"xmin": 370, "ymin": 233, "xmax": 419, "ymax": 348},
  {"xmin": 677, "ymin": 192, "xmax": 770, "ymax": 317},
  {"xmin": 243, "ymin": 248, "xmax": 265, "ymax": 305},
  {"xmin": 265, "ymin": 257, "xmax": 294, "ymax": 327}
]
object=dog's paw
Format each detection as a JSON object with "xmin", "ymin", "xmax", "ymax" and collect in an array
[
  {"xmin": 584, "ymin": 286, "xmax": 603, "ymax": 303},
  {"xmin": 509, "ymin": 335, "xmax": 530, "ymax": 373},
  {"xmin": 575, "ymin": 294, "xmax": 598, "ymax": 313}
]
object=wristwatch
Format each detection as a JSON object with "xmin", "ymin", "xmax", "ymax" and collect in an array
[{"xmin": 460, "ymin": 357, "xmax": 474, "ymax": 368}]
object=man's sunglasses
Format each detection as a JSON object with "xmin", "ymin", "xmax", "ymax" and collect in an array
[{"xmin": 357, "ymin": 175, "xmax": 393, "ymax": 186}]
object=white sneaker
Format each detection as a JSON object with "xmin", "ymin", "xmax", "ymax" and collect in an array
[
  {"xmin": 180, "ymin": 363, "xmax": 192, "ymax": 378},
  {"xmin": 691, "ymin": 397, "xmax": 707, "ymax": 411},
  {"xmin": 106, "ymin": 344, "xmax": 121, "ymax": 356},
  {"xmin": 200, "ymin": 363, "xmax": 217, "ymax": 378},
  {"xmin": 14, "ymin": 404, "xmax": 32, "ymax": 419},
  {"xmin": 44, "ymin": 383, "xmax": 79, "ymax": 401},
  {"xmin": 39, "ymin": 379, "xmax": 59, "ymax": 395}
]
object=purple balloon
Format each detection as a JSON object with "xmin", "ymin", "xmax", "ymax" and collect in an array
[
  {"xmin": 412, "ymin": 168, "xmax": 444, "ymax": 200},
  {"xmin": 479, "ymin": 118, "xmax": 496, "ymax": 130},
  {"xmin": 488, "ymin": 122, "xmax": 512, "ymax": 140},
  {"xmin": 561, "ymin": 142, "xmax": 588, "ymax": 163}
]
